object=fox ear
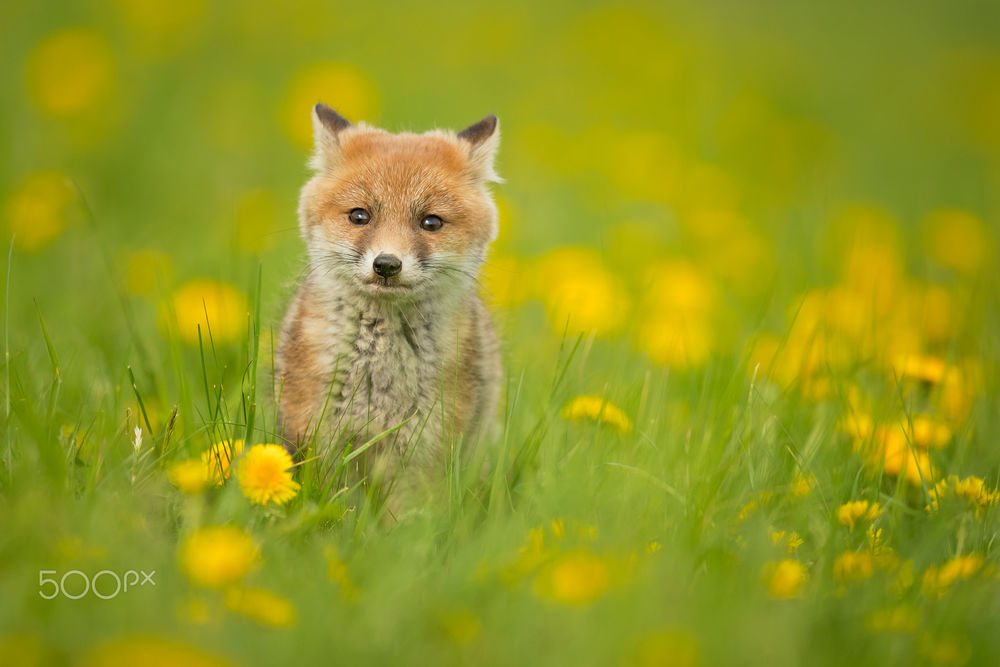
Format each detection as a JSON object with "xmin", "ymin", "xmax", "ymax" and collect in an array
[
  {"xmin": 310, "ymin": 103, "xmax": 352, "ymax": 170},
  {"xmin": 457, "ymin": 114, "xmax": 501, "ymax": 183}
]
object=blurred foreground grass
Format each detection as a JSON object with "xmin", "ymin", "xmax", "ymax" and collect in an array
[{"xmin": 2, "ymin": 1, "xmax": 1000, "ymax": 665}]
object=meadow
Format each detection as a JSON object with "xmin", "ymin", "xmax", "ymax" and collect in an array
[{"xmin": 2, "ymin": 1, "xmax": 1000, "ymax": 665}]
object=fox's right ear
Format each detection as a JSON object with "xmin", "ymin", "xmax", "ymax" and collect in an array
[
  {"xmin": 310, "ymin": 103, "xmax": 352, "ymax": 171},
  {"xmin": 457, "ymin": 114, "xmax": 501, "ymax": 183}
]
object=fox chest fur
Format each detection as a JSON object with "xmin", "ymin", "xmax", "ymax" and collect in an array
[{"xmin": 275, "ymin": 104, "xmax": 502, "ymax": 483}]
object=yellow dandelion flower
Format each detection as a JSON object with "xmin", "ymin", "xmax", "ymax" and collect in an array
[
  {"xmin": 5, "ymin": 171, "xmax": 77, "ymax": 251},
  {"xmin": 928, "ymin": 475, "xmax": 999, "ymax": 513},
  {"xmin": 790, "ymin": 473, "xmax": 815, "ymax": 499},
  {"xmin": 282, "ymin": 63, "xmax": 379, "ymax": 149},
  {"xmin": 643, "ymin": 259, "xmax": 717, "ymax": 315},
  {"xmin": 535, "ymin": 250, "xmax": 630, "ymax": 337},
  {"xmin": 27, "ymin": 28, "xmax": 115, "ymax": 117},
  {"xmin": 168, "ymin": 459, "xmax": 210, "ymax": 494},
  {"xmin": 224, "ymin": 587, "xmax": 296, "ymax": 628},
  {"xmin": 837, "ymin": 500, "xmax": 883, "ymax": 530},
  {"xmin": 736, "ymin": 491, "xmax": 774, "ymax": 523},
  {"xmin": 907, "ymin": 416, "xmax": 952, "ymax": 449},
  {"xmin": 560, "ymin": 395, "xmax": 632, "ymax": 435},
  {"xmin": 921, "ymin": 554, "xmax": 985, "ymax": 597},
  {"xmin": 201, "ymin": 439, "xmax": 244, "ymax": 485},
  {"xmin": 80, "ymin": 636, "xmax": 232, "ymax": 667},
  {"xmin": 922, "ymin": 208, "xmax": 992, "ymax": 274},
  {"xmin": 179, "ymin": 525, "xmax": 257, "ymax": 589},
  {"xmin": 834, "ymin": 551, "xmax": 875, "ymax": 583},
  {"xmin": 763, "ymin": 559, "xmax": 807, "ymax": 599},
  {"xmin": 868, "ymin": 525, "xmax": 887, "ymax": 554},
  {"xmin": 124, "ymin": 249, "xmax": 174, "ymax": 296},
  {"xmin": 533, "ymin": 550, "xmax": 610, "ymax": 606},
  {"xmin": 238, "ymin": 444, "xmax": 300, "ymax": 506},
  {"xmin": 166, "ymin": 279, "xmax": 248, "ymax": 346},
  {"xmin": 769, "ymin": 529, "xmax": 803, "ymax": 554},
  {"xmin": 953, "ymin": 476, "xmax": 999, "ymax": 508},
  {"xmin": 878, "ymin": 433, "xmax": 937, "ymax": 485},
  {"xmin": 637, "ymin": 313, "xmax": 713, "ymax": 369},
  {"xmin": 893, "ymin": 354, "xmax": 947, "ymax": 385},
  {"xmin": 838, "ymin": 412, "xmax": 874, "ymax": 441}
]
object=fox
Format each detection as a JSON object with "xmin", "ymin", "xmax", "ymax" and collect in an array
[{"xmin": 275, "ymin": 103, "xmax": 503, "ymax": 509}]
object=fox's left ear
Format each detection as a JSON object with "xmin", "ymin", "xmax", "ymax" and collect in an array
[{"xmin": 457, "ymin": 114, "xmax": 501, "ymax": 183}]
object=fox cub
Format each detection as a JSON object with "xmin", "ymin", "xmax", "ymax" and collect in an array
[{"xmin": 276, "ymin": 103, "xmax": 502, "ymax": 499}]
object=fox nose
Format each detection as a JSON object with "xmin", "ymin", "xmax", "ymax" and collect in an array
[{"xmin": 372, "ymin": 253, "xmax": 402, "ymax": 278}]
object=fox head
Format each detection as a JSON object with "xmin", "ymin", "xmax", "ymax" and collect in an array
[{"xmin": 298, "ymin": 103, "xmax": 500, "ymax": 301}]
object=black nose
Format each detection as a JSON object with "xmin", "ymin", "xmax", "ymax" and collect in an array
[{"xmin": 372, "ymin": 253, "xmax": 402, "ymax": 278}]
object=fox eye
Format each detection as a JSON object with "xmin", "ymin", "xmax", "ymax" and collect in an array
[
  {"xmin": 348, "ymin": 208, "xmax": 371, "ymax": 225},
  {"xmin": 420, "ymin": 214, "xmax": 443, "ymax": 232}
]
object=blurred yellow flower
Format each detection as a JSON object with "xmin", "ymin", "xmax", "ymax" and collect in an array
[
  {"xmin": 201, "ymin": 439, "xmax": 244, "ymax": 485},
  {"xmin": 928, "ymin": 475, "xmax": 999, "ymax": 513},
  {"xmin": 124, "ymin": 249, "xmax": 174, "ymax": 296},
  {"xmin": 922, "ymin": 208, "xmax": 992, "ymax": 274},
  {"xmin": 636, "ymin": 260, "xmax": 718, "ymax": 369},
  {"xmin": 637, "ymin": 314, "xmax": 712, "ymax": 369},
  {"xmin": 833, "ymin": 551, "xmax": 875, "ymax": 583},
  {"xmin": 768, "ymin": 529, "xmax": 803, "ymax": 554},
  {"xmin": 790, "ymin": 473, "xmax": 815, "ymax": 499},
  {"xmin": 837, "ymin": 500, "xmax": 882, "ymax": 530},
  {"xmin": 27, "ymin": 28, "xmax": 115, "ymax": 117},
  {"xmin": 832, "ymin": 204, "xmax": 903, "ymax": 294},
  {"xmin": 180, "ymin": 525, "xmax": 257, "ymax": 589},
  {"xmin": 282, "ymin": 63, "xmax": 379, "ymax": 149},
  {"xmin": 561, "ymin": 395, "xmax": 632, "ymax": 435},
  {"xmin": 224, "ymin": 587, "xmax": 296, "ymax": 628},
  {"xmin": 643, "ymin": 259, "xmax": 717, "ymax": 315},
  {"xmin": 763, "ymin": 559, "xmax": 807, "ymax": 599},
  {"xmin": 168, "ymin": 459, "xmax": 210, "ymax": 494},
  {"xmin": 238, "ymin": 444, "xmax": 300, "ymax": 506},
  {"xmin": 921, "ymin": 554, "xmax": 985, "ymax": 597},
  {"xmin": 167, "ymin": 279, "xmax": 248, "ymax": 345},
  {"xmin": 877, "ymin": 433, "xmax": 937, "ymax": 485},
  {"xmin": 80, "ymin": 635, "xmax": 232, "ymax": 667},
  {"xmin": 533, "ymin": 247, "xmax": 629, "ymax": 337},
  {"xmin": 533, "ymin": 549, "xmax": 610, "ymax": 606},
  {"xmin": 894, "ymin": 354, "xmax": 947, "ymax": 385},
  {"xmin": 5, "ymin": 171, "xmax": 76, "ymax": 251}
]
